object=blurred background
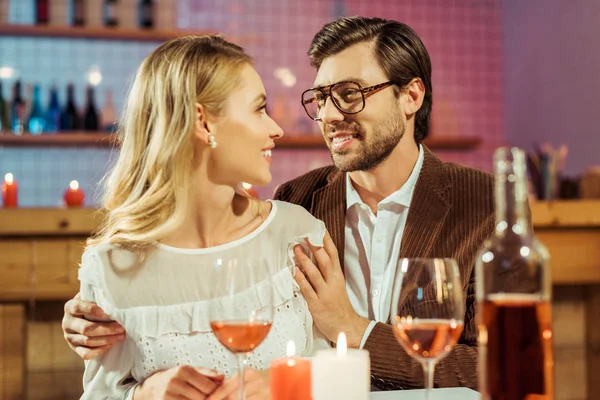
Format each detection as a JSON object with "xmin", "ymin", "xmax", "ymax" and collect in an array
[{"xmin": 0, "ymin": 0, "xmax": 598, "ymax": 399}]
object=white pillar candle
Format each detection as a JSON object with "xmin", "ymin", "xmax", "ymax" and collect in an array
[{"xmin": 312, "ymin": 332, "xmax": 370, "ymax": 400}]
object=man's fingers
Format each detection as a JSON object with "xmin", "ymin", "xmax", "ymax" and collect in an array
[
  {"xmin": 323, "ymin": 230, "xmax": 342, "ymax": 272},
  {"xmin": 304, "ymin": 238, "xmax": 334, "ymax": 282},
  {"xmin": 74, "ymin": 344, "xmax": 113, "ymax": 360},
  {"xmin": 66, "ymin": 332, "xmax": 126, "ymax": 348},
  {"xmin": 66, "ymin": 317, "xmax": 125, "ymax": 337},
  {"xmin": 293, "ymin": 267, "xmax": 319, "ymax": 302},
  {"xmin": 294, "ymin": 245, "xmax": 326, "ymax": 293}
]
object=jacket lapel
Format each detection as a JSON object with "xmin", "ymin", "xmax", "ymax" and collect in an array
[
  {"xmin": 396, "ymin": 146, "xmax": 452, "ymax": 311},
  {"xmin": 310, "ymin": 169, "xmax": 347, "ymax": 269}
]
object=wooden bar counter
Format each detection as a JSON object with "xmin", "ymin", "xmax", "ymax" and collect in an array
[{"xmin": 0, "ymin": 201, "xmax": 599, "ymax": 399}]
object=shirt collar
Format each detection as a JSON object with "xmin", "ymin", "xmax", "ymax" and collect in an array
[{"xmin": 346, "ymin": 143, "xmax": 424, "ymax": 210}]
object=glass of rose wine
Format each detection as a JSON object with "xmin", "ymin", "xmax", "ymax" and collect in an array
[
  {"xmin": 389, "ymin": 258, "xmax": 465, "ymax": 399},
  {"xmin": 209, "ymin": 257, "xmax": 274, "ymax": 400}
]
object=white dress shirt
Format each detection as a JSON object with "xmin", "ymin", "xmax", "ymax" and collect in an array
[{"xmin": 344, "ymin": 145, "xmax": 424, "ymax": 348}]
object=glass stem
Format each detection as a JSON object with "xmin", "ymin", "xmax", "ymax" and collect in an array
[
  {"xmin": 423, "ymin": 360, "xmax": 436, "ymax": 400},
  {"xmin": 236, "ymin": 353, "xmax": 246, "ymax": 400}
]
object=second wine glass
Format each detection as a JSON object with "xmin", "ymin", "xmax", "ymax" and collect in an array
[
  {"xmin": 209, "ymin": 257, "xmax": 274, "ymax": 400},
  {"xmin": 389, "ymin": 258, "xmax": 464, "ymax": 399}
]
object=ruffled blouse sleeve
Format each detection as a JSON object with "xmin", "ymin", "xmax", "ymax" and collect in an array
[{"xmin": 79, "ymin": 247, "xmax": 137, "ymax": 400}]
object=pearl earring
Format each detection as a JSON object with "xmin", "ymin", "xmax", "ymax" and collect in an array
[{"xmin": 207, "ymin": 135, "xmax": 217, "ymax": 149}]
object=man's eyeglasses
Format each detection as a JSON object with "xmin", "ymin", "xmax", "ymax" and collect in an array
[{"xmin": 301, "ymin": 81, "xmax": 396, "ymax": 121}]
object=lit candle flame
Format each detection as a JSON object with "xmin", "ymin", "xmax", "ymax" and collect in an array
[
  {"xmin": 336, "ymin": 332, "xmax": 347, "ymax": 356},
  {"xmin": 5, "ymin": 173, "xmax": 13, "ymax": 184},
  {"xmin": 70, "ymin": 180, "xmax": 79, "ymax": 190},
  {"xmin": 286, "ymin": 340, "xmax": 296, "ymax": 357}
]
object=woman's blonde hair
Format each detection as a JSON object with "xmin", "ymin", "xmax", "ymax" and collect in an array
[{"xmin": 89, "ymin": 35, "xmax": 252, "ymax": 249}]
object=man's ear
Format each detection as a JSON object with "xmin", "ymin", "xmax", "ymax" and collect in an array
[{"xmin": 402, "ymin": 78, "xmax": 425, "ymax": 117}]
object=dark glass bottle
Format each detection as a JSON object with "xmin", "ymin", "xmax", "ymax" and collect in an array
[
  {"xmin": 71, "ymin": 0, "xmax": 86, "ymax": 26},
  {"xmin": 11, "ymin": 80, "xmax": 25, "ymax": 135},
  {"xmin": 45, "ymin": 85, "xmax": 61, "ymax": 133},
  {"xmin": 34, "ymin": 0, "xmax": 50, "ymax": 24},
  {"xmin": 61, "ymin": 84, "xmax": 80, "ymax": 131},
  {"xmin": 103, "ymin": 0, "xmax": 118, "ymax": 27},
  {"xmin": 0, "ymin": 81, "xmax": 10, "ymax": 133},
  {"xmin": 138, "ymin": 0, "xmax": 154, "ymax": 29},
  {"xmin": 83, "ymin": 86, "xmax": 99, "ymax": 131},
  {"xmin": 28, "ymin": 84, "xmax": 46, "ymax": 134}
]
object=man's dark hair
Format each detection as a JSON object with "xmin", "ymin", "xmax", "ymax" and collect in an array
[{"xmin": 308, "ymin": 16, "xmax": 433, "ymax": 142}]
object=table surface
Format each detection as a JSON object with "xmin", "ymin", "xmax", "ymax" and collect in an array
[{"xmin": 371, "ymin": 387, "xmax": 479, "ymax": 399}]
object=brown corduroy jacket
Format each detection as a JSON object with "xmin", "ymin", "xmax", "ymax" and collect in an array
[{"xmin": 274, "ymin": 145, "xmax": 495, "ymax": 390}]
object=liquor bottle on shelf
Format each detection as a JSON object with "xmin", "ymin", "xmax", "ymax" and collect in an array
[
  {"xmin": 11, "ymin": 80, "xmax": 25, "ymax": 135},
  {"xmin": 45, "ymin": 85, "xmax": 61, "ymax": 133},
  {"xmin": 28, "ymin": 84, "xmax": 45, "ymax": 135},
  {"xmin": 61, "ymin": 84, "xmax": 80, "ymax": 131},
  {"xmin": 0, "ymin": 81, "xmax": 10, "ymax": 133},
  {"xmin": 101, "ymin": 88, "xmax": 117, "ymax": 132},
  {"xmin": 70, "ymin": 0, "xmax": 86, "ymax": 26},
  {"xmin": 476, "ymin": 147, "xmax": 554, "ymax": 400},
  {"xmin": 22, "ymin": 83, "xmax": 33, "ymax": 134},
  {"xmin": 83, "ymin": 86, "xmax": 99, "ymax": 131},
  {"xmin": 138, "ymin": 0, "xmax": 154, "ymax": 29},
  {"xmin": 34, "ymin": 0, "xmax": 50, "ymax": 24},
  {"xmin": 103, "ymin": 0, "xmax": 118, "ymax": 27}
]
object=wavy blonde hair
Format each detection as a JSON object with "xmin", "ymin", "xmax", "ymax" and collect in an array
[{"xmin": 89, "ymin": 35, "xmax": 252, "ymax": 249}]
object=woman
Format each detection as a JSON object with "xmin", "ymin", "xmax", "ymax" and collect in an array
[{"xmin": 78, "ymin": 35, "xmax": 329, "ymax": 400}]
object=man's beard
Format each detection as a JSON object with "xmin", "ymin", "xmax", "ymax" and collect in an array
[{"xmin": 328, "ymin": 108, "xmax": 405, "ymax": 172}]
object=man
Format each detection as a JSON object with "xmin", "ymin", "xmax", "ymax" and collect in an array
[{"xmin": 62, "ymin": 16, "xmax": 493, "ymax": 390}]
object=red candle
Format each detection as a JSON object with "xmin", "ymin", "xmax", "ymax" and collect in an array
[
  {"xmin": 270, "ymin": 341, "xmax": 312, "ymax": 400},
  {"xmin": 2, "ymin": 173, "xmax": 18, "ymax": 208},
  {"xmin": 64, "ymin": 180, "xmax": 85, "ymax": 207}
]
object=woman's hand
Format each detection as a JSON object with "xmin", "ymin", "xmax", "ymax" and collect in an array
[
  {"xmin": 207, "ymin": 368, "xmax": 270, "ymax": 400},
  {"xmin": 134, "ymin": 366, "xmax": 225, "ymax": 400}
]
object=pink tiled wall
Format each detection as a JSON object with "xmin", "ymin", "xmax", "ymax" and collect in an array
[
  {"xmin": 178, "ymin": 0, "xmax": 506, "ymax": 198},
  {"xmin": 0, "ymin": 0, "xmax": 504, "ymax": 205}
]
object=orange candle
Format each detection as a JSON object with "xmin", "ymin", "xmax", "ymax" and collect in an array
[
  {"xmin": 64, "ymin": 180, "xmax": 85, "ymax": 207},
  {"xmin": 2, "ymin": 173, "xmax": 18, "ymax": 207},
  {"xmin": 270, "ymin": 341, "xmax": 312, "ymax": 400}
]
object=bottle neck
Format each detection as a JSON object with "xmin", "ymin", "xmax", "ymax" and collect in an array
[{"xmin": 494, "ymin": 148, "xmax": 531, "ymax": 236}]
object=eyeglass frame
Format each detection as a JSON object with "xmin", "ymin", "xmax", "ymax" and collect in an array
[{"xmin": 301, "ymin": 80, "xmax": 397, "ymax": 121}]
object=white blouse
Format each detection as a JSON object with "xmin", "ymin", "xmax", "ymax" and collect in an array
[{"xmin": 79, "ymin": 200, "xmax": 331, "ymax": 399}]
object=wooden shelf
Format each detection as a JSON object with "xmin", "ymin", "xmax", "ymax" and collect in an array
[
  {"xmin": 0, "ymin": 132, "xmax": 482, "ymax": 150},
  {"xmin": 0, "ymin": 24, "xmax": 260, "ymax": 44}
]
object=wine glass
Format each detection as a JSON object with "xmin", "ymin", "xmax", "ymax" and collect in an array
[
  {"xmin": 209, "ymin": 257, "xmax": 274, "ymax": 400},
  {"xmin": 389, "ymin": 258, "xmax": 464, "ymax": 399}
]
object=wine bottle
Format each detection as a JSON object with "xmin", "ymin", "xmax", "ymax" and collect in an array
[
  {"xmin": 0, "ymin": 82, "xmax": 10, "ymax": 133},
  {"xmin": 103, "ymin": 0, "xmax": 118, "ymax": 27},
  {"xmin": 100, "ymin": 88, "xmax": 117, "ymax": 132},
  {"xmin": 138, "ymin": 0, "xmax": 154, "ymax": 29},
  {"xmin": 34, "ymin": 0, "xmax": 50, "ymax": 24},
  {"xmin": 61, "ymin": 84, "xmax": 80, "ymax": 131},
  {"xmin": 11, "ymin": 80, "xmax": 25, "ymax": 135},
  {"xmin": 45, "ymin": 85, "xmax": 61, "ymax": 133},
  {"xmin": 28, "ymin": 84, "xmax": 45, "ymax": 135},
  {"xmin": 71, "ymin": 0, "xmax": 85, "ymax": 26},
  {"xmin": 476, "ymin": 147, "xmax": 554, "ymax": 400},
  {"xmin": 83, "ymin": 86, "xmax": 99, "ymax": 131}
]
